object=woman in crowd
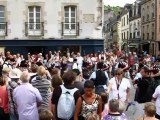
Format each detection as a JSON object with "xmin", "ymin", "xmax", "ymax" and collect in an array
[
  {"xmin": 49, "ymin": 74, "xmax": 62, "ymax": 110},
  {"xmin": 74, "ymin": 80, "xmax": 102, "ymax": 120},
  {"xmin": 106, "ymin": 68, "xmax": 131, "ymax": 102},
  {"xmin": 0, "ymin": 76, "xmax": 9, "ymax": 120},
  {"xmin": 31, "ymin": 66, "xmax": 51, "ymax": 110}
]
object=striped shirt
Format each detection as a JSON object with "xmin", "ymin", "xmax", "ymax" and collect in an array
[
  {"xmin": 31, "ymin": 76, "xmax": 51, "ymax": 110},
  {"xmin": 7, "ymin": 80, "xmax": 19, "ymax": 114}
]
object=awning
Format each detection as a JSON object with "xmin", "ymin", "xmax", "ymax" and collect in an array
[{"xmin": 0, "ymin": 39, "xmax": 104, "ymax": 46}]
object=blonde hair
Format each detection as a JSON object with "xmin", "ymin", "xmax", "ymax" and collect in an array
[
  {"xmin": 37, "ymin": 66, "xmax": 46, "ymax": 76},
  {"xmin": 86, "ymin": 113, "xmax": 99, "ymax": 120},
  {"xmin": 39, "ymin": 110, "xmax": 54, "ymax": 120},
  {"xmin": 20, "ymin": 71, "xmax": 30, "ymax": 83},
  {"xmin": 144, "ymin": 102, "xmax": 156, "ymax": 117}
]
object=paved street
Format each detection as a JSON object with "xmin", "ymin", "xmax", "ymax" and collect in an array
[{"xmin": 125, "ymin": 79, "xmax": 136, "ymax": 120}]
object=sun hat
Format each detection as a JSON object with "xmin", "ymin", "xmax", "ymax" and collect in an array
[{"xmin": 9, "ymin": 68, "xmax": 22, "ymax": 79}]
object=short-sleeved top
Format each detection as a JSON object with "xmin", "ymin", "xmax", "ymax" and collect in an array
[
  {"xmin": 109, "ymin": 77, "xmax": 131, "ymax": 102},
  {"xmin": 0, "ymin": 86, "xmax": 8, "ymax": 113},
  {"xmin": 13, "ymin": 83, "xmax": 42, "ymax": 120},
  {"xmin": 104, "ymin": 113, "xmax": 127, "ymax": 120},
  {"xmin": 80, "ymin": 94, "xmax": 99, "ymax": 118},
  {"xmin": 51, "ymin": 84, "xmax": 81, "ymax": 119},
  {"xmin": 89, "ymin": 71, "xmax": 109, "ymax": 84},
  {"xmin": 153, "ymin": 85, "xmax": 160, "ymax": 115},
  {"xmin": 134, "ymin": 73, "xmax": 142, "ymax": 80}
]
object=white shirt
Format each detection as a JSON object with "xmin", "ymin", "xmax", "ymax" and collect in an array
[
  {"xmin": 153, "ymin": 85, "xmax": 160, "ymax": 115},
  {"xmin": 134, "ymin": 73, "xmax": 142, "ymax": 80},
  {"xmin": 109, "ymin": 77, "xmax": 131, "ymax": 102},
  {"xmin": 77, "ymin": 56, "xmax": 83, "ymax": 67},
  {"xmin": 0, "ymin": 57, "xmax": 4, "ymax": 64},
  {"xmin": 72, "ymin": 63, "xmax": 82, "ymax": 72},
  {"xmin": 3, "ymin": 62, "xmax": 12, "ymax": 70},
  {"xmin": 89, "ymin": 71, "xmax": 109, "ymax": 81}
]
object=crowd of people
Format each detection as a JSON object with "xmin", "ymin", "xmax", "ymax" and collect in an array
[{"xmin": 0, "ymin": 50, "xmax": 160, "ymax": 120}]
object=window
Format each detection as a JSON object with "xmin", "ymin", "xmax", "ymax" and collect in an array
[
  {"xmin": 127, "ymin": 15, "xmax": 128, "ymax": 25},
  {"xmin": 127, "ymin": 31, "xmax": 128, "ymax": 39},
  {"xmin": 0, "ymin": 5, "xmax": 5, "ymax": 30},
  {"xmin": 143, "ymin": 26, "xmax": 144, "ymax": 40},
  {"xmin": 147, "ymin": 6, "xmax": 149, "ymax": 20},
  {"xmin": 152, "ymin": 3, "xmax": 155, "ymax": 18},
  {"xmin": 122, "ymin": 33, "xmax": 123, "ymax": 39},
  {"xmin": 137, "ymin": 31, "xmax": 140, "ymax": 36},
  {"xmin": 142, "ymin": 8, "xmax": 145, "ymax": 21},
  {"xmin": 152, "ymin": 32, "xmax": 154, "ymax": 40},
  {"xmin": 130, "ymin": 33, "xmax": 132, "ymax": 39},
  {"xmin": 28, "ymin": 6, "xmax": 41, "ymax": 30},
  {"xmin": 124, "ymin": 17, "xmax": 125, "ymax": 26},
  {"xmin": 147, "ymin": 25, "xmax": 149, "ymax": 33},
  {"xmin": 147, "ymin": 14, "xmax": 149, "ymax": 21},
  {"xmin": 124, "ymin": 32, "xmax": 125, "ymax": 39},
  {"xmin": 133, "ymin": 32, "xmax": 135, "ymax": 38},
  {"xmin": 147, "ymin": 33, "xmax": 149, "ymax": 40},
  {"xmin": 152, "ymin": 23, "xmax": 154, "ymax": 39},
  {"xmin": 137, "ymin": 20, "xmax": 140, "ymax": 29},
  {"xmin": 64, "ymin": 6, "xmax": 76, "ymax": 30},
  {"xmin": 142, "ymin": 16, "xmax": 145, "ymax": 22}
]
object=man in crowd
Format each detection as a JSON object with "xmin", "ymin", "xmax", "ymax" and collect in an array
[
  {"xmin": 134, "ymin": 66, "xmax": 155, "ymax": 119},
  {"xmin": 51, "ymin": 70, "xmax": 81, "ymax": 120},
  {"xmin": 13, "ymin": 71, "xmax": 42, "ymax": 120}
]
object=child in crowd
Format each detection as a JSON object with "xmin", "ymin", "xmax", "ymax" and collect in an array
[
  {"xmin": 101, "ymin": 93, "xmax": 109, "ymax": 118},
  {"xmin": 39, "ymin": 110, "xmax": 54, "ymax": 120},
  {"xmin": 86, "ymin": 113, "xmax": 100, "ymax": 120}
]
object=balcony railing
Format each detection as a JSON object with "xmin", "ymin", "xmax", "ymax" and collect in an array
[
  {"xmin": 0, "ymin": 22, "xmax": 7, "ymax": 36},
  {"xmin": 61, "ymin": 22, "xmax": 79, "ymax": 36},
  {"xmin": 25, "ymin": 22, "xmax": 44, "ymax": 36}
]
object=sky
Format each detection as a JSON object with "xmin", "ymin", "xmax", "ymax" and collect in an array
[{"xmin": 104, "ymin": 0, "xmax": 136, "ymax": 7}]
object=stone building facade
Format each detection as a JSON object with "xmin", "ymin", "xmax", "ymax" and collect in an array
[
  {"xmin": 141, "ymin": 0, "xmax": 156, "ymax": 55},
  {"xmin": 0, "ymin": 0, "xmax": 104, "ymax": 55},
  {"xmin": 129, "ymin": 0, "xmax": 141, "ymax": 52}
]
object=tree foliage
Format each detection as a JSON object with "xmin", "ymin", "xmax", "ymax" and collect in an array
[{"xmin": 104, "ymin": 5, "xmax": 122, "ymax": 15}]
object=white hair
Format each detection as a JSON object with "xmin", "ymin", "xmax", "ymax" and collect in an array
[{"xmin": 20, "ymin": 71, "xmax": 30, "ymax": 83}]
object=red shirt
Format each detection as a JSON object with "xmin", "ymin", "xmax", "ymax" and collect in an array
[{"xmin": 0, "ymin": 85, "xmax": 9, "ymax": 113}]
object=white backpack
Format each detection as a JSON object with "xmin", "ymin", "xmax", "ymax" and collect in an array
[{"xmin": 57, "ymin": 85, "xmax": 78, "ymax": 120}]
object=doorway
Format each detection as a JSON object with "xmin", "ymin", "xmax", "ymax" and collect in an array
[
  {"xmin": 61, "ymin": 46, "xmax": 80, "ymax": 56},
  {"xmin": 27, "ymin": 46, "xmax": 45, "ymax": 55}
]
